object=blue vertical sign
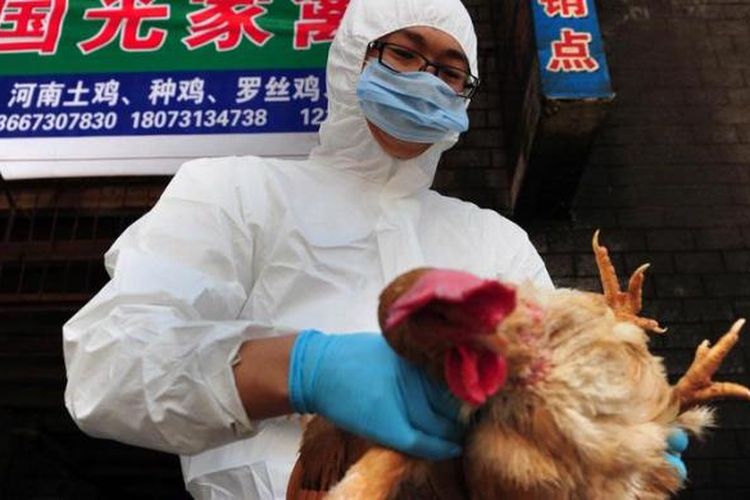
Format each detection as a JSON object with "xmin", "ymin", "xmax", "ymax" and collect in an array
[{"xmin": 530, "ymin": 0, "xmax": 613, "ymax": 99}]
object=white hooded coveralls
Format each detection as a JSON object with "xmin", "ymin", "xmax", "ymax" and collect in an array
[{"xmin": 63, "ymin": 0, "xmax": 553, "ymax": 498}]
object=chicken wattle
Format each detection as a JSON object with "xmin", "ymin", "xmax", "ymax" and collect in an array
[{"xmin": 444, "ymin": 344, "xmax": 507, "ymax": 405}]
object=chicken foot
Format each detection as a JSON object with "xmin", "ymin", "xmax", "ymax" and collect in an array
[
  {"xmin": 674, "ymin": 319, "xmax": 750, "ymax": 410},
  {"xmin": 592, "ymin": 230, "xmax": 666, "ymax": 333}
]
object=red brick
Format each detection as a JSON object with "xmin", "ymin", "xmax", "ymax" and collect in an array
[
  {"xmin": 442, "ymin": 149, "xmax": 492, "ymax": 169},
  {"xmin": 731, "ymin": 185, "xmax": 750, "ymax": 205},
  {"xmin": 711, "ymin": 106, "xmax": 750, "ymax": 125},
  {"xmin": 682, "ymin": 298, "xmax": 737, "ymax": 321},
  {"xmin": 687, "ymin": 429, "xmax": 741, "ymax": 459},
  {"xmin": 462, "ymin": 128, "xmax": 503, "ymax": 148},
  {"xmin": 673, "ymin": 4, "xmax": 725, "ymax": 20},
  {"xmin": 654, "ymin": 274, "xmax": 705, "ymax": 297},
  {"xmin": 682, "ymin": 460, "xmax": 714, "ymax": 489},
  {"xmin": 694, "ymin": 228, "xmax": 748, "ymax": 251},
  {"xmin": 648, "ymin": 230, "xmax": 695, "ymax": 251},
  {"xmin": 432, "ymin": 170, "xmax": 456, "ymax": 190},
  {"xmin": 704, "ymin": 273, "xmax": 750, "ymax": 296},
  {"xmin": 617, "ymin": 208, "xmax": 667, "ymax": 228},
  {"xmin": 718, "ymin": 51, "xmax": 750, "ymax": 68},
  {"xmin": 624, "ymin": 252, "xmax": 675, "ymax": 273},
  {"xmin": 709, "ymin": 20, "xmax": 750, "ymax": 37},
  {"xmin": 527, "ymin": 230, "xmax": 548, "ymax": 254},
  {"xmin": 545, "ymin": 229, "xmax": 595, "ymax": 253},
  {"xmin": 724, "ymin": 251, "xmax": 750, "ymax": 272},
  {"xmin": 667, "ymin": 18, "xmax": 710, "ymax": 38},
  {"xmin": 543, "ymin": 254, "xmax": 574, "ymax": 277},
  {"xmin": 700, "ymin": 67, "xmax": 746, "ymax": 87},
  {"xmin": 669, "ymin": 207, "xmax": 750, "ymax": 228},
  {"xmin": 715, "ymin": 144, "xmax": 750, "ymax": 162},
  {"xmin": 608, "ymin": 165, "xmax": 745, "ymax": 186},
  {"xmin": 568, "ymin": 208, "xmax": 618, "ymax": 228},
  {"xmin": 574, "ymin": 251, "xmax": 617, "ymax": 277},
  {"xmin": 467, "ymin": 109, "xmax": 487, "ymax": 128},
  {"xmin": 728, "ymin": 88, "xmax": 750, "ymax": 104},
  {"xmin": 644, "ymin": 298, "xmax": 686, "ymax": 323},
  {"xmin": 683, "ymin": 88, "xmax": 730, "ymax": 106},
  {"xmin": 621, "ymin": 185, "xmax": 732, "ymax": 207},
  {"xmin": 675, "ymin": 252, "xmax": 725, "ymax": 273},
  {"xmin": 692, "ymin": 126, "xmax": 739, "ymax": 143},
  {"xmin": 713, "ymin": 459, "xmax": 750, "ymax": 486},
  {"xmin": 691, "ymin": 33, "xmax": 734, "ymax": 52},
  {"xmin": 577, "ymin": 167, "xmax": 609, "ymax": 186}
]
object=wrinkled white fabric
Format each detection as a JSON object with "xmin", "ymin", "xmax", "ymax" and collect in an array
[{"xmin": 63, "ymin": 0, "xmax": 553, "ymax": 498}]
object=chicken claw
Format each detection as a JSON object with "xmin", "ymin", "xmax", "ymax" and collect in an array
[
  {"xmin": 675, "ymin": 319, "xmax": 750, "ymax": 409},
  {"xmin": 592, "ymin": 230, "xmax": 666, "ymax": 333}
]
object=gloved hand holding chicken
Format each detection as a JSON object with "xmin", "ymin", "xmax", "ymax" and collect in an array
[
  {"xmin": 288, "ymin": 231, "xmax": 750, "ymax": 499},
  {"xmin": 288, "ymin": 330, "xmax": 464, "ymax": 460}
]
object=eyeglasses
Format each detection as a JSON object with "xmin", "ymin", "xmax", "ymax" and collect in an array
[{"xmin": 367, "ymin": 41, "xmax": 480, "ymax": 99}]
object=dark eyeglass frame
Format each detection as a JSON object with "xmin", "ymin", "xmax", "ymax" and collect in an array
[{"xmin": 367, "ymin": 40, "xmax": 480, "ymax": 99}]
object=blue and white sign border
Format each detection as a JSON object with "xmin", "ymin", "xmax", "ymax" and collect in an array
[
  {"xmin": 0, "ymin": 68, "xmax": 328, "ymax": 179},
  {"xmin": 530, "ymin": 0, "xmax": 614, "ymax": 100}
]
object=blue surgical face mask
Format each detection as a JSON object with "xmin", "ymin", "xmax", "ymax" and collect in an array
[{"xmin": 356, "ymin": 59, "xmax": 469, "ymax": 144}]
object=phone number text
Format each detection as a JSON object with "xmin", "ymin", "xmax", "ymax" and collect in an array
[
  {"xmin": 0, "ymin": 107, "xmax": 325, "ymax": 135},
  {"xmin": 131, "ymin": 109, "xmax": 268, "ymax": 129},
  {"xmin": 0, "ymin": 112, "xmax": 118, "ymax": 133}
]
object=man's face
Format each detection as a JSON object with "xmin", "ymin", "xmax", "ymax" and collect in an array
[{"xmin": 363, "ymin": 26, "xmax": 470, "ymax": 160}]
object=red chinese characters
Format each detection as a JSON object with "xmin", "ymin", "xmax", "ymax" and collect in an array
[
  {"xmin": 183, "ymin": 0, "xmax": 273, "ymax": 51},
  {"xmin": 78, "ymin": 0, "xmax": 170, "ymax": 54},
  {"xmin": 0, "ymin": 0, "xmax": 68, "ymax": 54},
  {"xmin": 547, "ymin": 28, "xmax": 598, "ymax": 72},
  {"xmin": 538, "ymin": 0, "xmax": 588, "ymax": 18},
  {"xmin": 293, "ymin": 0, "xmax": 348, "ymax": 50}
]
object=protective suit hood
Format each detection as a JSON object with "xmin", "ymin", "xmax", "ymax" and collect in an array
[{"xmin": 309, "ymin": 0, "xmax": 478, "ymax": 195}]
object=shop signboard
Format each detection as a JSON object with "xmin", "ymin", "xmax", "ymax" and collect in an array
[
  {"xmin": 0, "ymin": 0, "xmax": 348, "ymax": 178},
  {"xmin": 531, "ymin": 0, "xmax": 613, "ymax": 99},
  {"xmin": 502, "ymin": 0, "xmax": 615, "ymax": 218}
]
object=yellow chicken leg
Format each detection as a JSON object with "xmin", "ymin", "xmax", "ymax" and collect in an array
[
  {"xmin": 593, "ymin": 230, "xmax": 666, "ymax": 333},
  {"xmin": 675, "ymin": 319, "xmax": 750, "ymax": 409}
]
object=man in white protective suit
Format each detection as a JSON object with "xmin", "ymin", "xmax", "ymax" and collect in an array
[{"xmin": 63, "ymin": 0, "xmax": 554, "ymax": 498}]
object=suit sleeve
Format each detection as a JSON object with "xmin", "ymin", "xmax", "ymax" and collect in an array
[{"xmin": 63, "ymin": 157, "xmax": 278, "ymax": 455}]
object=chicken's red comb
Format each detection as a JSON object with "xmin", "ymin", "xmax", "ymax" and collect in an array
[{"xmin": 385, "ymin": 269, "xmax": 516, "ymax": 334}]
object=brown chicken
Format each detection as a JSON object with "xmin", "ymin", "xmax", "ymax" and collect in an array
[{"xmin": 287, "ymin": 231, "xmax": 750, "ymax": 499}]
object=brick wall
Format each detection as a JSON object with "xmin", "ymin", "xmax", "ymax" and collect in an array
[
  {"xmin": 446, "ymin": 0, "xmax": 750, "ymax": 497},
  {"xmin": 435, "ymin": 0, "xmax": 512, "ymax": 209}
]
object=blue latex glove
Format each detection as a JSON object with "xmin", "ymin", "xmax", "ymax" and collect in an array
[
  {"xmin": 288, "ymin": 329, "xmax": 464, "ymax": 460},
  {"xmin": 664, "ymin": 428, "xmax": 689, "ymax": 481}
]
